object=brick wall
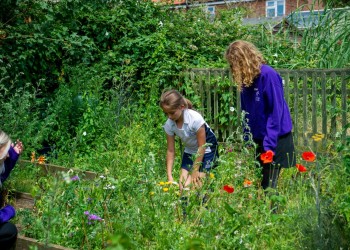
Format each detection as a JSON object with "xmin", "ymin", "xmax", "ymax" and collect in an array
[
  {"xmin": 153, "ymin": 0, "xmax": 325, "ymax": 17},
  {"xmin": 186, "ymin": 0, "xmax": 325, "ymax": 18},
  {"xmin": 286, "ymin": 0, "xmax": 324, "ymax": 13}
]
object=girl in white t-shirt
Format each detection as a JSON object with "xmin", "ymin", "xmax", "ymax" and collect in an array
[{"xmin": 159, "ymin": 89, "xmax": 218, "ymax": 191}]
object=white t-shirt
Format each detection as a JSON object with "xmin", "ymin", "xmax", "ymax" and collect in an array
[{"xmin": 163, "ymin": 109, "xmax": 212, "ymax": 154}]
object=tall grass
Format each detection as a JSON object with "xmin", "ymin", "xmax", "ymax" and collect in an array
[{"xmin": 251, "ymin": 2, "xmax": 350, "ymax": 69}]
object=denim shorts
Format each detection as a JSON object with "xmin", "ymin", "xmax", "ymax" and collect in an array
[{"xmin": 181, "ymin": 147, "xmax": 219, "ymax": 172}]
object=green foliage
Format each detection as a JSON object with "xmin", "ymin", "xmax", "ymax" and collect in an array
[
  {"xmin": 1, "ymin": 1, "xmax": 350, "ymax": 248},
  {"xmin": 2, "ymin": 0, "xmax": 348, "ymax": 158},
  {"xmin": 0, "ymin": 62, "xmax": 48, "ymax": 156},
  {"xmin": 11, "ymin": 130, "xmax": 350, "ymax": 249},
  {"xmin": 333, "ymin": 125, "xmax": 350, "ymax": 230}
]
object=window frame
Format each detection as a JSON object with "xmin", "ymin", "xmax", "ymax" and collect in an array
[{"xmin": 266, "ymin": 0, "xmax": 285, "ymax": 17}]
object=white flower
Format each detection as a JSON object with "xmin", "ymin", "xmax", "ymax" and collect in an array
[
  {"xmin": 105, "ymin": 31, "xmax": 109, "ymax": 36},
  {"xmin": 99, "ymin": 175, "xmax": 106, "ymax": 179},
  {"xmin": 104, "ymin": 184, "xmax": 116, "ymax": 190},
  {"xmin": 189, "ymin": 44, "xmax": 198, "ymax": 51},
  {"xmin": 230, "ymin": 106, "xmax": 235, "ymax": 112},
  {"xmin": 62, "ymin": 172, "xmax": 71, "ymax": 184},
  {"xmin": 273, "ymin": 53, "xmax": 278, "ymax": 57},
  {"xmin": 83, "ymin": 131, "xmax": 87, "ymax": 136},
  {"xmin": 159, "ymin": 21, "xmax": 163, "ymax": 27}
]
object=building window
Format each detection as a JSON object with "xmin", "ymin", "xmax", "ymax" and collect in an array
[
  {"xmin": 206, "ymin": 6, "xmax": 215, "ymax": 19},
  {"xmin": 266, "ymin": 0, "xmax": 285, "ymax": 17}
]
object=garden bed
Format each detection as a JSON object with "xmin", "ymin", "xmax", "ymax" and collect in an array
[
  {"xmin": 16, "ymin": 235, "xmax": 73, "ymax": 250},
  {"xmin": 13, "ymin": 191, "xmax": 34, "ymax": 210},
  {"xmin": 7, "ymin": 162, "xmax": 100, "ymax": 250},
  {"xmin": 18, "ymin": 160, "xmax": 98, "ymax": 180},
  {"xmin": 5, "ymin": 147, "xmax": 349, "ymax": 249},
  {"xmin": 9, "ymin": 191, "xmax": 73, "ymax": 250}
]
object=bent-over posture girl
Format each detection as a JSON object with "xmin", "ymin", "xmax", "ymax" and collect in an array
[{"xmin": 159, "ymin": 89, "xmax": 219, "ymax": 191}]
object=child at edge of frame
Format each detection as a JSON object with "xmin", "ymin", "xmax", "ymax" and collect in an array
[{"xmin": 0, "ymin": 130, "xmax": 24, "ymax": 250}]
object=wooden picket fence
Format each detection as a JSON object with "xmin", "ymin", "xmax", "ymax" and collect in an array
[{"xmin": 179, "ymin": 68, "xmax": 350, "ymax": 149}]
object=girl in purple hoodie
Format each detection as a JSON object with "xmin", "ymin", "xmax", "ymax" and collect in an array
[
  {"xmin": 0, "ymin": 130, "xmax": 23, "ymax": 249},
  {"xmin": 225, "ymin": 40, "xmax": 296, "ymax": 191}
]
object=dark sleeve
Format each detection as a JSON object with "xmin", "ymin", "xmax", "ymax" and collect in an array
[
  {"xmin": 0, "ymin": 205, "xmax": 16, "ymax": 223},
  {"xmin": 1, "ymin": 147, "xmax": 19, "ymax": 183}
]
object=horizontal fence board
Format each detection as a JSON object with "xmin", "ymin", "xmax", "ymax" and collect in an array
[
  {"xmin": 181, "ymin": 68, "xmax": 350, "ymax": 148},
  {"xmin": 18, "ymin": 160, "xmax": 97, "ymax": 180},
  {"xmin": 16, "ymin": 235, "xmax": 74, "ymax": 250}
]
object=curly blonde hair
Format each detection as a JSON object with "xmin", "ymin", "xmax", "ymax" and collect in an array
[{"xmin": 225, "ymin": 40, "xmax": 266, "ymax": 91}]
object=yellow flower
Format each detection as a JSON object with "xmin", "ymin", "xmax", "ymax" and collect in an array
[
  {"xmin": 149, "ymin": 192, "xmax": 155, "ymax": 196},
  {"xmin": 209, "ymin": 173, "xmax": 215, "ymax": 179},
  {"xmin": 163, "ymin": 188, "xmax": 169, "ymax": 192},
  {"xmin": 159, "ymin": 181, "xmax": 165, "ymax": 186},
  {"xmin": 312, "ymin": 133, "xmax": 325, "ymax": 142},
  {"xmin": 165, "ymin": 181, "xmax": 171, "ymax": 185}
]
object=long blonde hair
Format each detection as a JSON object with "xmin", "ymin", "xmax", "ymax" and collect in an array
[
  {"xmin": 0, "ymin": 130, "xmax": 11, "ymax": 160},
  {"xmin": 225, "ymin": 40, "xmax": 266, "ymax": 91},
  {"xmin": 159, "ymin": 89, "xmax": 193, "ymax": 110}
]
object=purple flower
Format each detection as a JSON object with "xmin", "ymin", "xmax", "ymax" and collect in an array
[
  {"xmin": 88, "ymin": 214, "xmax": 102, "ymax": 221},
  {"xmin": 84, "ymin": 211, "xmax": 102, "ymax": 224},
  {"xmin": 71, "ymin": 175, "xmax": 80, "ymax": 181}
]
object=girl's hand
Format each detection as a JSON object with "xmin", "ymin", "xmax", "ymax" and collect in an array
[
  {"xmin": 12, "ymin": 140, "xmax": 23, "ymax": 155},
  {"xmin": 191, "ymin": 170, "xmax": 202, "ymax": 187},
  {"xmin": 167, "ymin": 175, "xmax": 174, "ymax": 183}
]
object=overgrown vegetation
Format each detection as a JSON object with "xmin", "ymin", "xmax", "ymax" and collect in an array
[{"xmin": 0, "ymin": 0, "xmax": 349, "ymax": 249}]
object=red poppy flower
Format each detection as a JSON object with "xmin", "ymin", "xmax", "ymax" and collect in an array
[
  {"xmin": 223, "ymin": 185, "xmax": 234, "ymax": 193},
  {"xmin": 302, "ymin": 151, "xmax": 316, "ymax": 162},
  {"xmin": 296, "ymin": 164, "xmax": 307, "ymax": 172},
  {"xmin": 260, "ymin": 150, "xmax": 274, "ymax": 164}
]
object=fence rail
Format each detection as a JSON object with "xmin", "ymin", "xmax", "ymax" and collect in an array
[{"xmin": 180, "ymin": 68, "xmax": 350, "ymax": 148}]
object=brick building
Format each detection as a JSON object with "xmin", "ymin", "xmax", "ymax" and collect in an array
[{"xmin": 151, "ymin": 0, "xmax": 324, "ymax": 18}]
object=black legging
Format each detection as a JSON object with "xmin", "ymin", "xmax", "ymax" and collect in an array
[
  {"xmin": 0, "ymin": 222, "xmax": 17, "ymax": 250},
  {"xmin": 261, "ymin": 165, "xmax": 281, "ymax": 189},
  {"xmin": 255, "ymin": 132, "xmax": 296, "ymax": 190}
]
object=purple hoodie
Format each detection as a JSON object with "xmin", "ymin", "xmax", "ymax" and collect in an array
[
  {"xmin": 2, "ymin": 147, "xmax": 19, "ymax": 183},
  {"xmin": 0, "ymin": 147, "xmax": 19, "ymax": 222},
  {"xmin": 241, "ymin": 64, "xmax": 293, "ymax": 153}
]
